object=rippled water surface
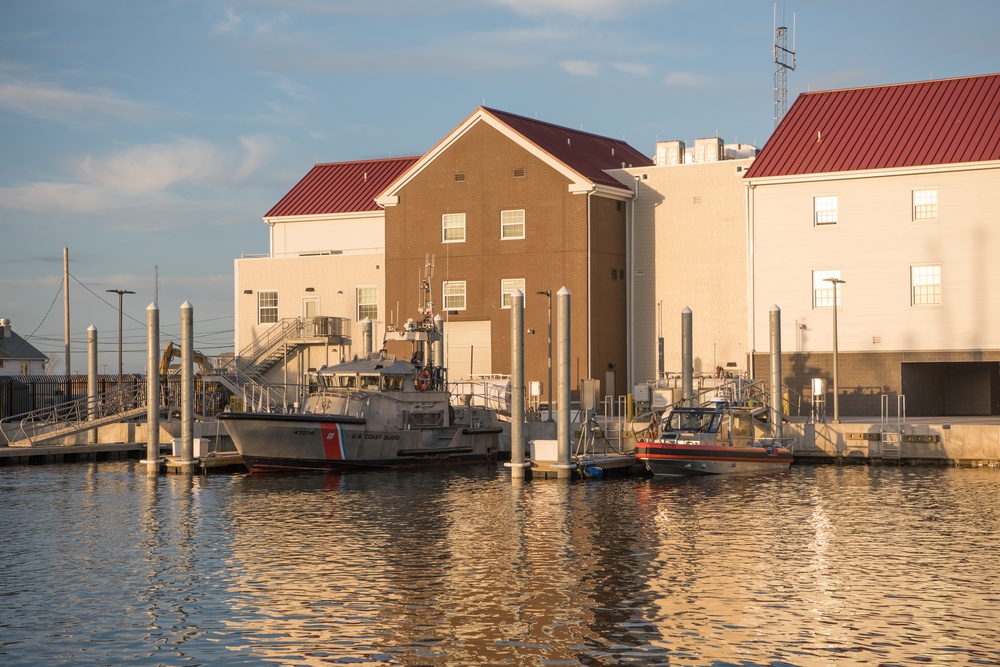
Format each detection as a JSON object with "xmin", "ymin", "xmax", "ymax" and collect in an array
[{"xmin": 1, "ymin": 462, "xmax": 999, "ymax": 666}]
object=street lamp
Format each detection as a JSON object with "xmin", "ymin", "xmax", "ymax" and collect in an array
[
  {"xmin": 106, "ymin": 288, "xmax": 135, "ymax": 392},
  {"xmin": 824, "ymin": 277, "xmax": 845, "ymax": 423},
  {"xmin": 536, "ymin": 290, "xmax": 553, "ymax": 421}
]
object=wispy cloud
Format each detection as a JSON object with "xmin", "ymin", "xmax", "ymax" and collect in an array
[
  {"xmin": 0, "ymin": 136, "xmax": 277, "ymax": 213},
  {"xmin": 213, "ymin": 5, "xmax": 289, "ymax": 35},
  {"xmin": 0, "ymin": 79, "xmax": 149, "ymax": 123},
  {"xmin": 488, "ymin": 0, "xmax": 657, "ymax": 20},
  {"xmin": 559, "ymin": 60, "xmax": 601, "ymax": 76}
]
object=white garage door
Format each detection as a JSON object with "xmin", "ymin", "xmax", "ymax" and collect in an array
[{"xmin": 444, "ymin": 320, "xmax": 492, "ymax": 380}]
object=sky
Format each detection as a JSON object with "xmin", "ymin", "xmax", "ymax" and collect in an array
[{"xmin": 1, "ymin": 0, "xmax": 998, "ymax": 373}]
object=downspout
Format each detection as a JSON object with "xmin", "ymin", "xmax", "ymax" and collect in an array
[
  {"xmin": 628, "ymin": 176, "xmax": 640, "ymax": 392},
  {"xmin": 587, "ymin": 188, "xmax": 594, "ymax": 384},
  {"xmin": 746, "ymin": 182, "xmax": 756, "ymax": 379}
]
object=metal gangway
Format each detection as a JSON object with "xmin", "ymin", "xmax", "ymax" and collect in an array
[{"xmin": 1, "ymin": 382, "xmax": 155, "ymax": 448}]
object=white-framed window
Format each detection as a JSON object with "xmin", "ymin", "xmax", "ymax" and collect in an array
[
  {"xmin": 814, "ymin": 195, "xmax": 838, "ymax": 226},
  {"xmin": 911, "ymin": 264, "xmax": 941, "ymax": 305},
  {"xmin": 442, "ymin": 213, "xmax": 466, "ymax": 243},
  {"xmin": 501, "ymin": 209, "xmax": 525, "ymax": 240},
  {"xmin": 258, "ymin": 290, "xmax": 278, "ymax": 324},
  {"xmin": 501, "ymin": 278, "xmax": 526, "ymax": 309},
  {"xmin": 812, "ymin": 270, "xmax": 842, "ymax": 308},
  {"xmin": 442, "ymin": 281, "xmax": 466, "ymax": 310},
  {"xmin": 913, "ymin": 189, "xmax": 938, "ymax": 221},
  {"xmin": 357, "ymin": 286, "xmax": 378, "ymax": 321}
]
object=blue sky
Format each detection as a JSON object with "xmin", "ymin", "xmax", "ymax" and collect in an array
[{"xmin": 2, "ymin": 0, "xmax": 998, "ymax": 373}]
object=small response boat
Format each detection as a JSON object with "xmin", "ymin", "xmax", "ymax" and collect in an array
[{"xmin": 635, "ymin": 385, "xmax": 793, "ymax": 477}]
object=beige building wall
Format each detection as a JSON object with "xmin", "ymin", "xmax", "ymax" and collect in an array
[
  {"xmin": 234, "ymin": 253, "xmax": 385, "ymax": 380},
  {"xmin": 268, "ymin": 212, "xmax": 384, "ymax": 256},
  {"xmin": 748, "ymin": 165, "xmax": 1000, "ymax": 355},
  {"xmin": 613, "ymin": 158, "xmax": 753, "ymax": 387}
]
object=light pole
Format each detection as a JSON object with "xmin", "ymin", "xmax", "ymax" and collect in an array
[
  {"xmin": 824, "ymin": 277, "xmax": 845, "ymax": 423},
  {"xmin": 536, "ymin": 290, "xmax": 553, "ymax": 421},
  {"xmin": 106, "ymin": 288, "xmax": 135, "ymax": 392}
]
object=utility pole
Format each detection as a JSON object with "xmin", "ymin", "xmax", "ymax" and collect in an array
[{"xmin": 106, "ymin": 288, "xmax": 135, "ymax": 392}]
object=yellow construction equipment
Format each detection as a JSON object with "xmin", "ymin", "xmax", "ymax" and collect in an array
[{"xmin": 159, "ymin": 340, "xmax": 214, "ymax": 376}]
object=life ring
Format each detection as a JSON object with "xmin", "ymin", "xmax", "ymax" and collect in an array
[{"xmin": 416, "ymin": 369, "xmax": 432, "ymax": 391}]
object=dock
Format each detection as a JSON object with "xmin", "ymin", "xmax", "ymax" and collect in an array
[{"xmin": 0, "ymin": 442, "xmax": 172, "ymax": 466}]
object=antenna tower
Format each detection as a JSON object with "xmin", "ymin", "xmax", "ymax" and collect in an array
[
  {"xmin": 422, "ymin": 253, "xmax": 435, "ymax": 324},
  {"xmin": 773, "ymin": 5, "xmax": 796, "ymax": 128}
]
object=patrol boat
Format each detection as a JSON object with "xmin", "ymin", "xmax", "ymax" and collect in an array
[{"xmin": 219, "ymin": 322, "xmax": 502, "ymax": 472}]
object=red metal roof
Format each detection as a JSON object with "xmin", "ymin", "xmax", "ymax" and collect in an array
[
  {"xmin": 483, "ymin": 107, "xmax": 653, "ymax": 187},
  {"xmin": 265, "ymin": 156, "xmax": 419, "ymax": 218},
  {"xmin": 745, "ymin": 73, "xmax": 1000, "ymax": 179}
]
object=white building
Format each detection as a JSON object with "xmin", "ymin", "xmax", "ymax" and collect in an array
[
  {"xmin": 0, "ymin": 318, "xmax": 48, "ymax": 376},
  {"xmin": 234, "ymin": 157, "xmax": 418, "ymax": 385},
  {"xmin": 744, "ymin": 73, "xmax": 1000, "ymax": 416}
]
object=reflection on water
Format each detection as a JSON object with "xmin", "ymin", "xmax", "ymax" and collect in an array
[{"xmin": 1, "ymin": 463, "xmax": 999, "ymax": 665}]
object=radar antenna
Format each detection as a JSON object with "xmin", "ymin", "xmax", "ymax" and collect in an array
[{"xmin": 421, "ymin": 253, "xmax": 435, "ymax": 325}]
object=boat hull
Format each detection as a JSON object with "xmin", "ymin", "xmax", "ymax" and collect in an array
[
  {"xmin": 635, "ymin": 441, "xmax": 793, "ymax": 477},
  {"xmin": 218, "ymin": 413, "xmax": 501, "ymax": 472}
]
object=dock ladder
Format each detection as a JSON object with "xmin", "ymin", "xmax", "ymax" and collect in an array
[{"xmin": 879, "ymin": 394, "xmax": 905, "ymax": 462}]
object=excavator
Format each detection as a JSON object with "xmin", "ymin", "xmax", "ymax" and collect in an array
[{"xmin": 159, "ymin": 340, "xmax": 214, "ymax": 376}]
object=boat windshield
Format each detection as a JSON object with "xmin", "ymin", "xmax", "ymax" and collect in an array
[
  {"xmin": 665, "ymin": 409, "xmax": 721, "ymax": 433},
  {"xmin": 360, "ymin": 374, "xmax": 381, "ymax": 390}
]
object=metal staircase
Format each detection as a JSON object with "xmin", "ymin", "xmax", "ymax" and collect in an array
[{"xmin": 210, "ymin": 315, "xmax": 346, "ymax": 413}]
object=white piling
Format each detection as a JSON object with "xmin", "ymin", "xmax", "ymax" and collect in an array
[
  {"xmin": 681, "ymin": 307, "xmax": 693, "ymax": 403},
  {"xmin": 507, "ymin": 290, "xmax": 528, "ymax": 479},
  {"xmin": 556, "ymin": 287, "xmax": 573, "ymax": 479},
  {"xmin": 144, "ymin": 303, "xmax": 161, "ymax": 473},
  {"xmin": 770, "ymin": 305, "xmax": 783, "ymax": 440},
  {"xmin": 87, "ymin": 326, "xmax": 98, "ymax": 445},
  {"xmin": 433, "ymin": 314, "xmax": 444, "ymax": 368},
  {"xmin": 179, "ymin": 301, "xmax": 195, "ymax": 469},
  {"xmin": 362, "ymin": 317, "xmax": 373, "ymax": 357}
]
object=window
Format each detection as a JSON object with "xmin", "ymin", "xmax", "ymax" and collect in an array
[
  {"xmin": 501, "ymin": 209, "xmax": 525, "ymax": 239},
  {"xmin": 911, "ymin": 265, "xmax": 941, "ymax": 305},
  {"xmin": 258, "ymin": 291, "xmax": 278, "ymax": 324},
  {"xmin": 814, "ymin": 195, "xmax": 838, "ymax": 225},
  {"xmin": 442, "ymin": 213, "xmax": 466, "ymax": 243},
  {"xmin": 357, "ymin": 286, "xmax": 378, "ymax": 321},
  {"xmin": 442, "ymin": 281, "xmax": 466, "ymax": 310},
  {"xmin": 501, "ymin": 278, "xmax": 525, "ymax": 308},
  {"xmin": 812, "ymin": 270, "xmax": 842, "ymax": 308},
  {"xmin": 913, "ymin": 189, "xmax": 938, "ymax": 220}
]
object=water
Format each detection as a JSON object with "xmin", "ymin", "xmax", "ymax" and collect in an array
[{"xmin": 1, "ymin": 463, "xmax": 999, "ymax": 666}]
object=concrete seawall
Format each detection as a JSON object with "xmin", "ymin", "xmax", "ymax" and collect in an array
[{"xmin": 786, "ymin": 419, "xmax": 1000, "ymax": 466}]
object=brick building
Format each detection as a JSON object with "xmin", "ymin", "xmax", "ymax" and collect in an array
[{"xmin": 377, "ymin": 107, "xmax": 652, "ymax": 400}]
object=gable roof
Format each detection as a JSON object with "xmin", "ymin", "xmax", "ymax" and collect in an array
[
  {"xmin": 378, "ymin": 107, "xmax": 652, "ymax": 203},
  {"xmin": 265, "ymin": 156, "xmax": 419, "ymax": 219},
  {"xmin": 0, "ymin": 327, "xmax": 48, "ymax": 362},
  {"xmin": 482, "ymin": 107, "xmax": 653, "ymax": 188},
  {"xmin": 745, "ymin": 73, "xmax": 1000, "ymax": 179}
]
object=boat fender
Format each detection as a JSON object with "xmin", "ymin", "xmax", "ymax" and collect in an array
[
  {"xmin": 584, "ymin": 466, "xmax": 604, "ymax": 478},
  {"xmin": 416, "ymin": 369, "xmax": 432, "ymax": 391}
]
